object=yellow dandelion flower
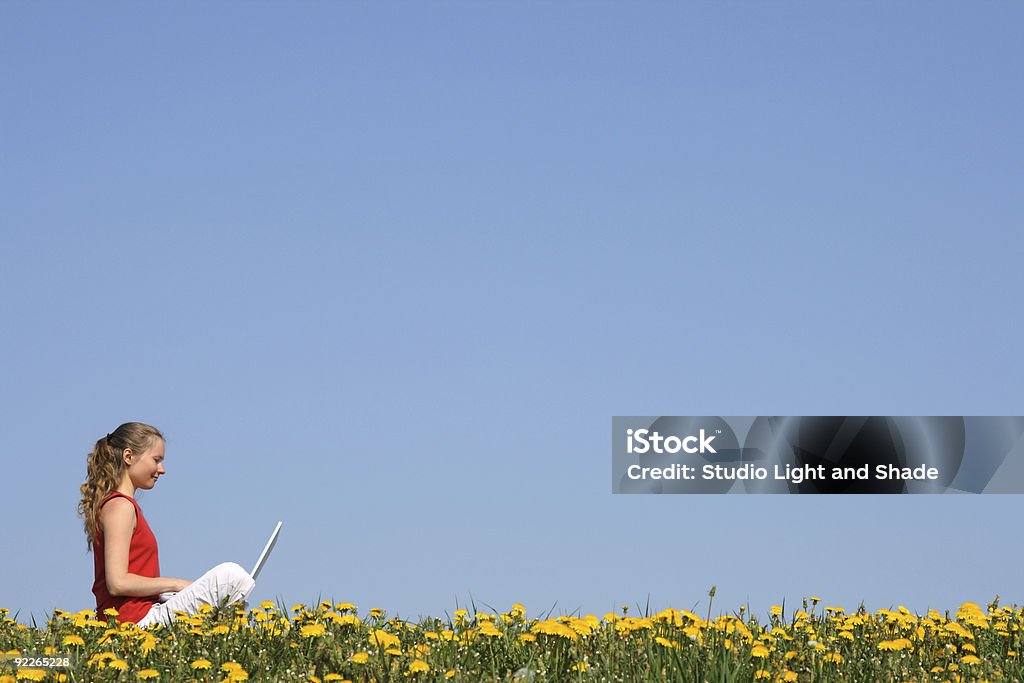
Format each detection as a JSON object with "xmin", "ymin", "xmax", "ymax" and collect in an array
[
  {"xmin": 445, "ymin": 671, "xmax": 455, "ymax": 679},
  {"xmin": 229, "ymin": 671, "xmax": 249, "ymax": 682},
  {"xmin": 260, "ymin": 600, "xmax": 276, "ymax": 610},
  {"xmin": 369, "ymin": 629, "xmax": 400, "ymax": 649},
  {"xmin": 478, "ymin": 622, "xmax": 502, "ymax": 638},
  {"xmin": 109, "ymin": 659, "xmax": 129, "ymax": 671},
  {"xmin": 309, "ymin": 677, "xmax": 322, "ymax": 683},
  {"xmin": 291, "ymin": 604, "xmax": 307, "ymax": 612},
  {"xmin": 15, "ymin": 671, "xmax": 46, "ymax": 682},
  {"xmin": 210, "ymin": 625, "xmax": 230, "ymax": 635},
  {"xmin": 532, "ymin": 619, "xmax": 578, "ymax": 641},
  {"xmin": 301, "ymin": 623, "xmax": 327, "ymax": 638},
  {"xmin": 824, "ymin": 653, "xmax": 843, "ymax": 664},
  {"xmin": 754, "ymin": 671, "xmax": 771, "ymax": 680},
  {"xmin": 408, "ymin": 660, "xmax": 429, "ymax": 674},
  {"xmin": 140, "ymin": 634, "xmax": 158, "ymax": 655},
  {"xmin": 62, "ymin": 635, "xmax": 84, "ymax": 647},
  {"xmin": 571, "ymin": 662, "xmax": 588, "ymax": 672},
  {"xmin": 878, "ymin": 638, "xmax": 914, "ymax": 651},
  {"xmin": 349, "ymin": 652, "xmax": 369, "ymax": 665},
  {"xmin": 137, "ymin": 670, "xmax": 160, "ymax": 680},
  {"xmin": 369, "ymin": 608, "xmax": 384, "ymax": 618},
  {"xmin": 751, "ymin": 645, "xmax": 769, "ymax": 658},
  {"xmin": 770, "ymin": 606, "xmax": 783, "ymax": 616},
  {"xmin": 191, "ymin": 659, "xmax": 211, "ymax": 670},
  {"xmin": 198, "ymin": 603, "xmax": 214, "ymax": 614},
  {"xmin": 385, "ymin": 647, "xmax": 402, "ymax": 656},
  {"xmin": 519, "ymin": 633, "xmax": 537, "ymax": 643},
  {"xmin": 324, "ymin": 675, "xmax": 344, "ymax": 682},
  {"xmin": 962, "ymin": 655, "xmax": 982, "ymax": 665},
  {"xmin": 336, "ymin": 602, "xmax": 357, "ymax": 613},
  {"xmin": 221, "ymin": 662, "xmax": 242, "ymax": 672},
  {"xmin": 782, "ymin": 671, "xmax": 798, "ymax": 682}
]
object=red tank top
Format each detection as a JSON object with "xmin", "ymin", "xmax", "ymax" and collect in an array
[{"xmin": 92, "ymin": 492, "xmax": 161, "ymax": 624}]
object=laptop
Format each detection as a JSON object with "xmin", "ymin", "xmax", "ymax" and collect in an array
[{"xmin": 158, "ymin": 521, "xmax": 283, "ymax": 603}]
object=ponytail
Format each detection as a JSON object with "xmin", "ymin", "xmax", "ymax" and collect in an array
[{"xmin": 77, "ymin": 422, "xmax": 164, "ymax": 551}]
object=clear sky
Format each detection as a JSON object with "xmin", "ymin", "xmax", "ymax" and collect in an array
[{"xmin": 2, "ymin": 2, "xmax": 1022, "ymax": 626}]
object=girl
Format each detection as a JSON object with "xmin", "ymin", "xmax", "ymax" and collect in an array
[{"xmin": 78, "ymin": 422, "xmax": 255, "ymax": 627}]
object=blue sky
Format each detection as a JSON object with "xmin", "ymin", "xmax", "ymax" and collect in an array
[{"xmin": 2, "ymin": 2, "xmax": 1023, "ymax": 625}]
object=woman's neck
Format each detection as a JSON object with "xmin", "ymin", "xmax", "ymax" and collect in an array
[{"xmin": 116, "ymin": 475, "xmax": 136, "ymax": 498}]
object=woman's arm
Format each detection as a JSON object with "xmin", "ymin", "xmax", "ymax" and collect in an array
[{"xmin": 100, "ymin": 497, "xmax": 192, "ymax": 597}]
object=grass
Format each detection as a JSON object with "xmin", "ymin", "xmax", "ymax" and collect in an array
[{"xmin": 1, "ymin": 592, "xmax": 1022, "ymax": 682}]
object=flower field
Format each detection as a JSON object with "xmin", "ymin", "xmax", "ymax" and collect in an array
[{"xmin": 1, "ymin": 594, "xmax": 1022, "ymax": 682}]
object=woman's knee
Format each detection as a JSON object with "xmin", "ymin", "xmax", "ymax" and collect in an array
[
  {"xmin": 213, "ymin": 562, "xmax": 255, "ymax": 592},
  {"xmin": 213, "ymin": 561, "xmax": 246, "ymax": 576}
]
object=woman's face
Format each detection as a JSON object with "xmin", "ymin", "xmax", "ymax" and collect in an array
[{"xmin": 125, "ymin": 438, "xmax": 166, "ymax": 491}]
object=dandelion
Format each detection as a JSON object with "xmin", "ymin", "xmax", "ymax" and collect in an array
[
  {"xmin": 260, "ymin": 600, "xmax": 276, "ymax": 610},
  {"xmin": 369, "ymin": 608, "xmax": 384, "ymax": 618},
  {"xmin": 369, "ymin": 629, "xmax": 400, "ymax": 649},
  {"xmin": 137, "ymin": 670, "xmax": 160, "ymax": 680},
  {"xmin": 62, "ymin": 635, "xmax": 84, "ymax": 647},
  {"xmin": 570, "ymin": 662, "xmax": 588, "ymax": 672},
  {"xmin": 349, "ymin": 653, "xmax": 369, "ymax": 665},
  {"xmin": 751, "ymin": 645, "xmax": 769, "ymax": 658},
  {"xmin": 110, "ymin": 659, "xmax": 129, "ymax": 671},
  {"xmin": 300, "ymin": 623, "xmax": 326, "ymax": 638},
  {"xmin": 879, "ymin": 638, "xmax": 914, "ymax": 651},
  {"xmin": 15, "ymin": 671, "xmax": 45, "ymax": 682},
  {"xmin": 335, "ymin": 602, "xmax": 357, "ymax": 613},
  {"xmin": 323, "ymin": 676, "xmax": 344, "ymax": 682},
  {"xmin": 478, "ymin": 622, "xmax": 502, "ymax": 638},
  {"xmin": 962, "ymin": 655, "xmax": 982, "ymax": 665},
  {"xmin": 191, "ymin": 659, "xmax": 212, "ymax": 670},
  {"xmin": 408, "ymin": 660, "xmax": 429, "ymax": 673}
]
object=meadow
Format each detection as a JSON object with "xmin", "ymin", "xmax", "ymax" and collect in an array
[{"xmin": 1, "ymin": 592, "xmax": 1021, "ymax": 682}]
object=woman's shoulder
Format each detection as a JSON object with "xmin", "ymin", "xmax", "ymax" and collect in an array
[{"xmin": 99, "ymin": 493, "xmax": 139, "ymax": 518}]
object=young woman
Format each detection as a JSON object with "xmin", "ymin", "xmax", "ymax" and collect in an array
[{"xmin": 78, "ymin": 422, "xmax": 255, "ymax": 627}]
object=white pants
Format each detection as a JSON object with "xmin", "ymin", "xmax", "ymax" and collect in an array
[{"xmin": 137, "ymin": 562, "xmax": 255, "ymax": 628}]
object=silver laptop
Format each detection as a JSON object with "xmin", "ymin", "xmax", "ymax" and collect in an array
[{"xmin": 158, "ymin": 521, "xmax": 282, "ymax": 602}]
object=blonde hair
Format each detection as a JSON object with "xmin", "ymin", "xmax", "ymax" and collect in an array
[{"xmin": 78, "ymin": 422, "xmax": 165, "ymax": 552}]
